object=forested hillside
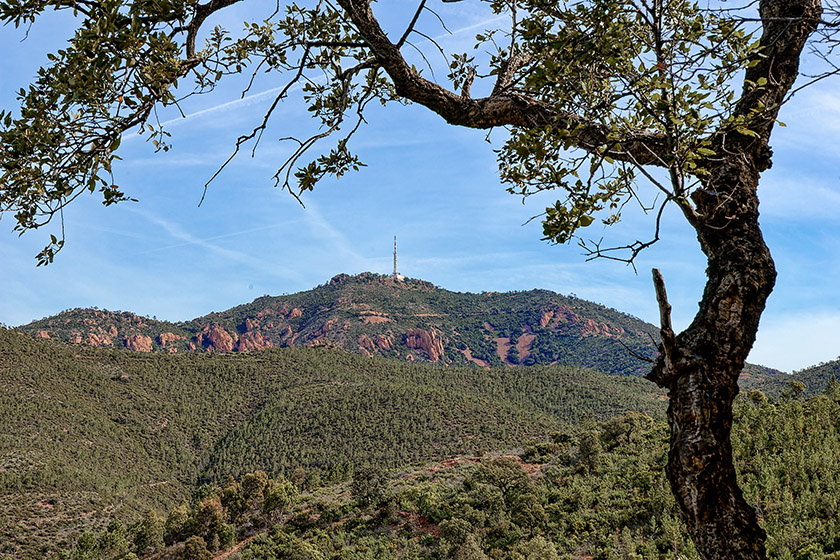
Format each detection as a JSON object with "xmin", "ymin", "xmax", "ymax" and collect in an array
[
  {"xmin": 54, "ymin": 388, "xmax": 840, "ymax": 560},
  {"xmin": 18, "ymin": 273, "xmax": 663, "ymax": 375},
  {"xmin": 0, "ymin": 328, "xmax": 665, "ymax": 559}
]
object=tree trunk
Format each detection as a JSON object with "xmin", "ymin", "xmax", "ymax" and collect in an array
[
  {"xmin": 643, "ymin": 1, "xmax": 821, "ymax": 556},
  {"xmin": 647, "ymin": 154, "xmax": 776, "ymax": 558}
]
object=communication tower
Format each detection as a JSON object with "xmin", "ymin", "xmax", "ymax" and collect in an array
[{"xmin": 392, "ymin": 236, "xmax": 405, "ymax": 281}]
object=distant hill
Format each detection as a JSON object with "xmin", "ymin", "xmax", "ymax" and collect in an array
[
  {"xmin": 19, "ymin": 272, "xmax": 663, "ymax": 376},
  {"xmin": 0, "ymin": 328, "xmax": 666, "ymax": 559},
  {"xmin": 788, "ymin": 357, "xmax": 840, "ymax": 394}
]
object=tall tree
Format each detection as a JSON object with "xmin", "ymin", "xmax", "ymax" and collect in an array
[{"xmin": 0, "ymin": 1, "xmax": 832, "ymax": 557}]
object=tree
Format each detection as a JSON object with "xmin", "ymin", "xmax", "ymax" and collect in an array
[
  {"xmin": 180, "ymin": 535, "xmax": 213, "ymax": 560},
  {"xmin": 0, "ymin": 1, "xmax": 833, "ymax": 557},
  {"xmin": 351, "ymin": 464, "xmax": 388, "ymax": 508},
  {"xmin": 132, "ymin": 509, "xmax": 164, "ymax": 556}
]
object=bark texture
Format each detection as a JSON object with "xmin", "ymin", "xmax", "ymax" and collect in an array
[{"xmin": 646, "ymin": 1, "xmax": 821, "ymax": 557}]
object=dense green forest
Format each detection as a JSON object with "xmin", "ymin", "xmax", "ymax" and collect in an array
[
  {"xmin": 2, "ymin": 326, "xmax": 834, "ymax": 559},
  {"xmin": 0, "ymin": 328, "xmax": 665, "ymax": 559},
  {"xmin": 53, "ymin": 386, "xmax": 840, "ymax": 560}
]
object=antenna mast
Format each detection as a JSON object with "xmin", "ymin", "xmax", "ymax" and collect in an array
[
  {"xmin": 392, "ymin": 236, "xmax": 404, "ymax": 281},
  {"xmin": 393, "ymin": 236, "xmax": 398, "ymax": 277}
]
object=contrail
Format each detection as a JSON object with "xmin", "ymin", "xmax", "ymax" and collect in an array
[{"xmin": 161, "ymin": 12, "xmax": 507, "ymax": 126}]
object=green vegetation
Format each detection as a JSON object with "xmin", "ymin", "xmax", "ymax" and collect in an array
[
  {"xmin": 0, "ymin": 328, "xmax": 665, "ymax": 559},
  {"xmin": 3, "ymin": 325, "xmax": 835, "ymax": 559},
  {"xmin": 19, "ymin": 273, "xmax": 661, "ymax": 376},
  {"xmin": 54, "ymin": 388, "xmax": 840, "ymax": 560}
]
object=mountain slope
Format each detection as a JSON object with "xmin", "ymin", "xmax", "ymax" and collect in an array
[
  {"xmin": 19, "ymin": 272, "xmax": 660, "ymax": 376},
  {"xmin": 59, "ymin": 391, "xmax": 840, "ymax": 560},
  {"xmin": 0, "ymin": 328, "xmax": 666, "ymax": 558}
]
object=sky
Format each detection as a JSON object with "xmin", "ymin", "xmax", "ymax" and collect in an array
[{"xmin": 2, "ymin": 2, "xmax": 840, "ymax": 373}]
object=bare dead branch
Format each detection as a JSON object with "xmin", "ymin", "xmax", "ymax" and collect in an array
[{"xmin": 652, "ymin": 268, "xmax": 676, "ymax": 370}]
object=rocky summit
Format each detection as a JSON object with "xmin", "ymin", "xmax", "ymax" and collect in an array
[{"xmin": 19, "ymin": 272, "xmax": 663, "ymax": 375}]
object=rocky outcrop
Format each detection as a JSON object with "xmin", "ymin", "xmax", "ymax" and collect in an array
[
  {"xmin": 36, "ymin": 330, "xmax": 50, "ymax": 339},
  {"xmin": 358, "ymin": 333, "xmax": 393, "ymax": 353},
  {"xmin": 580, "ymin": 319, "xmax": 624, "ymax": 339},
  {"xmin": 201, "ymin": 326, "xmax": 236, "ymax": 353},
  {"xmin": 158, "ymin": 332, "xmax": 184, "ymax": 347},
  {"xmin": 361, "ymin": 311, "xmax": 390, "ymax": 324},
  {"xmin": 86, "ymin": 332, "xmax": 113, "ymax": 347},
  {"xmin": 373, "ymin": 334, "xmax": 392, "ymax": 351},
  {"xmin": 288, "ymin": 308, "xmax": 302, "ymax": 319},
  {"xmin": 278, "ymin": 325, "xmax": 294, "ymax": 343},
  {"xmin": 538, "ymin": 310, "xmax": 554, "ymax": 328},
  {"xmin": 405, "ymin": 329, "xmax": 444, "ymax": 362},
  {"xmin": 358, "ymin": 334, "xmax": 375, "ymax": 352},
  {"xmin": 238, "ymin": 331, "xmax": 272, "ymax": 352},
  {"xmin": 125, "ymin": 334, "xmax": 153, "ymax": 352}
]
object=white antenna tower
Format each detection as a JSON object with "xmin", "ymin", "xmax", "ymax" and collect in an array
[{"xmin": 392, "ymin": 236, "xmax": 405, "ymax": 281}]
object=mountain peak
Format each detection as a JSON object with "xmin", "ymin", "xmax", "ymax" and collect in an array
[{"xmin": 18, "ymin": 273, "xmax": 657, "ymax": 375}]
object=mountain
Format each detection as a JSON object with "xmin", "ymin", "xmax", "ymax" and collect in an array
[
  {"xmin": 0, "ymin": 328, "xmax": 667, "ymax": 559},
  {"xmin": 19, "ymin": 272, "xmax": 661, "ymax": 376},
  {"xmin": 789, "ymin": 357, "xmax": 840, "ymax": 391}
]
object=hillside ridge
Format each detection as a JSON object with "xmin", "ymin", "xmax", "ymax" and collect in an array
[{"xmin": 18, "ymin": 272, "xmax": 664, "ymax": 376}]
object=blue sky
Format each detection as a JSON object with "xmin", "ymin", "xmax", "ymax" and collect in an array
[{"xmin": 2, "ymin": 3, "xmax": 839, "ymax": 372}]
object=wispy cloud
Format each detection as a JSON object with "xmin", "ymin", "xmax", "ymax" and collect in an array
[
  {"xmin": 145, "ymin": 14, "xmax": 508, "ymax": 129},
  {"xmin": 125, "ymin": 206, "xmax": 307, "ymax": 283}
]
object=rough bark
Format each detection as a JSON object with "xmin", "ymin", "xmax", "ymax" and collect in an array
[
  {"xmin": 647, "ymin": 158, "xmax": 777, "ymax": 558},
  {"xmin": 645, "ymin": 1, "xmax": 821, "ymax": 557}
]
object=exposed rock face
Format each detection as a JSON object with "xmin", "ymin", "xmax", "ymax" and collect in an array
[
  {"xmin": 125, "ymin": 334, "xmax": 153, "ymax": 352},
  {"xmin": 461, "ymin": 347, "xmax": 489, "ymax": 367},
  {"xmin": 202, "ymin": 326, "xmax": 236, "ymax": 353},
  {"xmin": 516, "ymin": 333, "xmax": 536, "ymax": 361},
  {"xmin": 373, "ymin": 334, "xmax": 392, "ymax": 351},
  {"xmin": 580, "ymin": 319, "xmax": 624, "ymax": 339},
  {"xmin": 288, "ymin": 308, "xmax": 302, "ymax": 319},
  {"xmin": 404, "ymin": 328, "xmax": 444, "ymax": 362},
  {"xmin": 244, "ymin": 317, "xmax": 260, "ymax": 332},
  {"xmin": 539, "ymin": 310, "xmax": 554, "ymax": 328},
  {"xmin": 358, "ymin": 334, "xmax": 375, "ymax": 352},
  {"xmin": 361, "ymin": 312, "xmax": 390, "ymax": 324},
  {"xmin": 70, "ymin": 331, "xmax": 83, "ymax": 344},
  {"xmin": 86, "ymin": 332, "xmax": 113, "ymax": 347},
  {"xmin": 158, "ymin": 332, "xmax": 184, "ymax": 347},
  {"xmin": 36, "ymin": 331, "xmax": 50, "ymax": 339},
  {"xmin": 278, "ymin": 326, "xmax": 294, "ymax": 343},
  {"xmin": 359, "ymin": 333, "xmax": 393, "ymax": 353},
  {"xmin": 238, "ymin": 331, "xmax": 272, "ymax": 352}
]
